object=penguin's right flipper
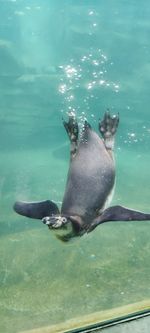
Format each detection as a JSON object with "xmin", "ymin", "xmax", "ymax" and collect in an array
[
  {"xmin": 87, "ymin": 205, "xmax": 150, "ymax": 232},
  {"xmin": 13, "ymin": 200, "xmax": 60, "ymax": 220}
]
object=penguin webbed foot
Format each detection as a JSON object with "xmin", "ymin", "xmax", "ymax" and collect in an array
[
  {"xmin": 99, "ymin": 110, "xmax": 119, "ymax": 149},
  {"xmin": 63, "ymin": 113, "xmax": 79, "ymax": 143},
  {"xmin": 63, "ymin": 113, "xmax": 79, "ymax": 159}
]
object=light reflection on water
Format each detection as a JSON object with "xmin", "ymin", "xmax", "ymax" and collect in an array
[{"xmin": 58, "ymin": 49, "xmax": 120, "ymax": 122}]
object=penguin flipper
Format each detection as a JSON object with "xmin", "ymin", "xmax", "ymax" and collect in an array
[
  {"xmin": 13, "ymin": 200, "xmax": 60, "ymax": 220},
  {"xmin": 88, "ymin": 205, "xmax": 150, "ymax": 232},
  {"xmin": 100, "ymin": 205, "xmax": 150, "ymax": 223}
]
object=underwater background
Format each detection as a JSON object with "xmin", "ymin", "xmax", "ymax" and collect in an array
[{"xmin": 0, "ymin": 0, "xmax": 150, "ymax": 332}]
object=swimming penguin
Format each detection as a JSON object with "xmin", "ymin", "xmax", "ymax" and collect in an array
[{"xmin": 13, "ymin": 111, "xmax": 150, "ymax": 241}]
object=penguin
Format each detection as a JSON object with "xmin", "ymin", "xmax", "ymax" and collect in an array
[{"xmin": 14, "ymin": 111, "xmax": 150, "ymax": 241}]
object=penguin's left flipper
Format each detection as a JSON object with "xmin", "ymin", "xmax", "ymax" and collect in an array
[
  {"xmin": 88, "ymin": 205, "xmax": 150, "ymax": 232},
  {"xmin": 13, "ymin": 200, "xmax": 60, "ymax": 220}
]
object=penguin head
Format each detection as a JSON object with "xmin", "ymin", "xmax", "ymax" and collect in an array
[{"xmin": 42, "ymin": 214, "xmax": 85, "ymax": 242}]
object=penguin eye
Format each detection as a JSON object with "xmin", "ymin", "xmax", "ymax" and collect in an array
[{"xmin": 62, "ymin": 217, "xmax": 67, "ymax": 223}]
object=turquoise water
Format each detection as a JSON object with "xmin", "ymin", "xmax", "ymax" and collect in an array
[{"xmin": 0, "ymin": 1, "xmax": 150, "ymax": 332}]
